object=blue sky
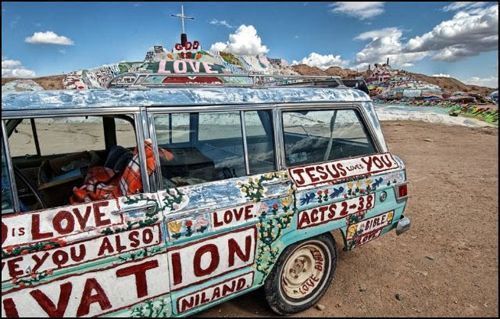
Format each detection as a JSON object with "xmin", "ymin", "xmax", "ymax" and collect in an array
[{"xmin": 2, "ymin": 1, "xmax": 498, "ymax": 87}]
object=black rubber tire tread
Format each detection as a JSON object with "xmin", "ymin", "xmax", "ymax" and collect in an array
[{"xmin": 264, "ymin": 232, "xmax": 337, "ymax": 315}]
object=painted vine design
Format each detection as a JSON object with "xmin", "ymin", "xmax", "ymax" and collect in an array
[
  {"xmin": 161, "ymin": 188, "xmax": 186, "ymax": 211},
  {"xmin": 238, "ymin": 172, "xmax": 287, "ymax": 202},
  {"xmin": 118, "ymin": 246, "xmax": 163, "ymax": 262},
  {"xmin": 2, "ymin": 239, "xmax": 64, "ymax": 258},
  {"xmin": 10, "ymin": 269, "xmax": 53, "ymax": 288},
  {"xmin": 255, "ymin": 195, "xmax": 295, "ymax": 284},
  {"xmin": 131, "ymin": 298, "xmax": 170, "ymax": 317}
]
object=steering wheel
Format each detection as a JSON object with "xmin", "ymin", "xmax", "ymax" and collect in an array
[{"xmin": 13, "ymin": 166, "xmax": 47, "ymax": 210}]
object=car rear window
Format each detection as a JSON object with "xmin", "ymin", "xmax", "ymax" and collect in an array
[{"xmin": 282, "ymin": 108, "xmax": 376, "ymax": 166}]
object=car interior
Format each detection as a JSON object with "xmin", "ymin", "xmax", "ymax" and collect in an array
[
  {"xmin": 157, "ymin": 110, "xmax": 276, "ymax": 187},
  {"xmin": 7, "ymin": 115, "xmax": 137, "ymax": 211}
]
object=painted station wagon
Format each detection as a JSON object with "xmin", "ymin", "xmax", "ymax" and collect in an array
[{"xmin": 1, "ymin": 77, "xmax": 410, "ymax": 317}]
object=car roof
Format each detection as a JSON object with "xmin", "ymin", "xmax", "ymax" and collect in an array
[{"xmin": 2, "ymin": 87, "xmax": 371, "ymax": 112}]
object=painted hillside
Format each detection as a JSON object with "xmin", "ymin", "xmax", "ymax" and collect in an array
[{"xmin": 1, "ymin": 34, "xmax": 496, "ymax": 99}]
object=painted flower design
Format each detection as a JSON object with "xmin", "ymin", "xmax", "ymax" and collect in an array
[
  {"xmin": 194, "ymin": 216, "xmax": 209, "ymax": 229},
  {"xmin": 388, "ymin": 211, "xmax": 394, "ymax": 221},
  {"xmin": 184, "ymin": 220, "xmax": 193, "ymax": 228},
  {"xmin": 281, "ymin": 197, "xmax": 292, "ymax": 207},
  {"xmin": 260, "ymin": 202, "xmax": 269, "ymax": 213},
  {"xmin": 168, "ymin": 221, "xmax": 182, "ymax": 234}
]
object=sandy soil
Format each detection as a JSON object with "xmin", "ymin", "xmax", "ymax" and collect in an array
[{"xmin": 197, "ymin": 121, "xmax": 498, "ymax": 317}]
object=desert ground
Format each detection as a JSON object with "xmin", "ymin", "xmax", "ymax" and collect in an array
[{"xmin": 198, "ymin": 120, "xmax": 498, "ymax": 317}]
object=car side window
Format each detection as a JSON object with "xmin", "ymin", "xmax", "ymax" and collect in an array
[
  {"xmin": 245, "ymin": 110, "xmax": 276, "ymax": 174},
  {"xmin": 6, "ymin": 115, "xmax": 145, "ymax": 212},
  {"xmin": 115, "ymin": 117, "xmax": 137, "ymax": 148},
  {"xmin": 282, "ymin": 109, "xmax": 376, "ymax": 166},
  {"xmin": 35, "ymin": 117, "xmax": 106, "ymax": 155},
  {"xmin": 1, "ymin": 142, "xmax": 14, "ymax": 214},
  {"xmin": 155, "ymin": 113, "xmax": 191, "ymax": 145},
  {"xmin": 9, "ymin": 119, "xmax": 37, "ymax": 157},
  {"xmin": 154, "ymin": 111, "xmax": 246, "ymax": 187}
]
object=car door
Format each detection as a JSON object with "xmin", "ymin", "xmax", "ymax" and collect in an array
[
  {"xmin": 148, "ymin": 108, "xmax": 295, "ymax": 316},
  {"xmin": 280, "ymin": 106, "xmax": 405, "ymax": 247},
  {"xmin": 1, "ymin": 114, "xmax": 172, "ymax": 317}
]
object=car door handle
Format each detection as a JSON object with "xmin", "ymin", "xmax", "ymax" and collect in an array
[{"xmin": 111, "ymin": 203, "xmax": 157, "ymax": 215}]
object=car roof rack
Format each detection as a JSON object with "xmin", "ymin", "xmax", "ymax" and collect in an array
[{"xmin": 106, "ymin": 72, "xmax": 345, "ymax": 89}]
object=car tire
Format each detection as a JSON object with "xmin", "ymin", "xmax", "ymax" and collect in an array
[{"xmin": 264, "ymin": 233, "xmax": 337, "ymax": 315}]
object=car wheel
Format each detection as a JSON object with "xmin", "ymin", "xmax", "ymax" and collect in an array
[{"xmin": 264, "ymin": 233, "xmax": 337, "ymax": 315}]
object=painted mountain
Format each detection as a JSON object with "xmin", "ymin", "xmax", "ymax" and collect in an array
[{"xmin": 1, "ymin": 36, "xmax": 495, "ymax": 97}]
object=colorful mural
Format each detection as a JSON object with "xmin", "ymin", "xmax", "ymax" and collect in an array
[
  {"xmin": 60, "ymin": 34, "xmax": 298, "ymax": 90},
  {"xmin": 1, "ymin": 149, "xmax": 408, "ymax": 317}
]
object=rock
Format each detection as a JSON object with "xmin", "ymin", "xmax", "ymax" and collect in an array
[
  {"xmin": 395, "ymin": 293, "xmax": 402, "ymax": 301},
  {"xmin": 424, "ymin": 138, "xmax": 433, "ymax": 142},
  {"xmin": 416, "ymin": 270, "xmax": 428, "ymax": 276},
  {"xmin": 454, "ymin": 300, "xmax": 458, "ymax": 304},
  {"xmin": 425, "ymin": 255, "xmax": 435, "ymax": 261},
  {"xmin": 335, "ymin": 303, "xmax": 342, "ymax": 308},
  {"xmin": 359, "ymin": 287, "xmax": 367, "ymax": 292},
  {"xmin": 316, "ymin": 304, "xmax": 325, "ymax": 311}
]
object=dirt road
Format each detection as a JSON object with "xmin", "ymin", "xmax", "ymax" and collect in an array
[{"xmin": 198, "ymin": 121, "xmax": 499, "ymax": 317}]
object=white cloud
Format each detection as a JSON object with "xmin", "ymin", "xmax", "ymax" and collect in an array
[
  {"xmin": 461, "ymin": 75, "xmax": 498, "ymax": 88},
  {"xmin": 209, "ymin": 19, "xmax": 234, "ymax": 28},
  {"xmin": 209, "ymin": 25, "xmax": 268, "ymax": 55},
  {"xmin": 354, "ymin": 27, "xmax": 429, "ymax": 69},
  {"xmin": 432, "ymin": 73, "xmax": 451, "ymax": 77},
  {"xmin": 209, "ymin": 42, "xmax": 228, "ymax": 53},
  {"xmin": 330, "ymin": 2, "xmax": 385, "ymax": 20},
  {"xmin": 291, "ymin": 52, "xmax": 349, "ymax": 69},
  {"xmin": 25, "ymin": 31, "xmax": 74, "ymax": 45},
  {"xmin": 2, "ymin": 58, "xmax": 36, "ymax": 78},
  {"xmin": 406, "ymin": 4, "xmax": 498, "ymax": 61},
  {"xmin": 442, "ymin": 2, "xmax": 487, "ymax": 12}
]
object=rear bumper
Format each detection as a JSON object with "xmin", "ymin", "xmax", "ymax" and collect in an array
[{"xmin": 396, "ymin": 216, "xmax": 411, "ymax": 235}]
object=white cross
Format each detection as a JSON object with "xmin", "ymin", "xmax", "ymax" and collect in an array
[{"xmin": 170, "ymin": 5, "xmax": 194, "ymax": 34}]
